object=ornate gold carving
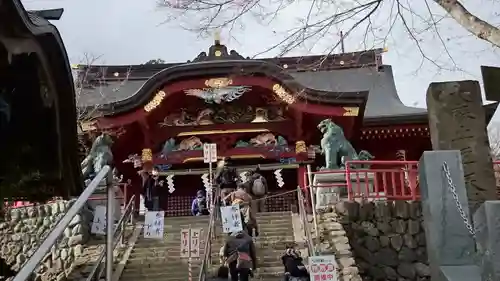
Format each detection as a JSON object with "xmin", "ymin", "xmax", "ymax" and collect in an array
[
  {"xmin": 205, "ymin": 78, "xmax": 233, "ymax": 88},
  {"xmin": 295, "ymin": 141, "xmax": 307, "ymax": 153},
  {"xmin": 272, "ymin": 84, "xmax": 296, "ymax": 104},
  {"xmin": 144, "ymin": 91, "xmax": 166, "ymax": 112},
  {"xmin": 214, "ymin": 50, "xmax": 222, "ymax": 57},
  {"xmin": 343, "ymin": 107, "xmax": 359, "ymax": 116},
  {"xmin": 142, "ymin": 148, "xmax": 153, "ymax": 162}
]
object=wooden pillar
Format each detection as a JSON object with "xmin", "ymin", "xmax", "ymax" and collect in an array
[
  {"xmin": 297, "ymin": 166, "xmax": 306, "ymax": 189},
  {"xmin": 294, "ymin": 110, "xmax": 303, "ymax": 141},
  {"xmin": 138, "ymin": 118, "xmax": 153, "ymax": 148},
  {"xmin": 427, "ymin": 81, "xmax": 497, "ymax": 213}
]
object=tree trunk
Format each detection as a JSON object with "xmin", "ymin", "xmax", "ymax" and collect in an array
[{"xmin": 434, "ymin": 0, "xmax": 500, "ymax": 48}]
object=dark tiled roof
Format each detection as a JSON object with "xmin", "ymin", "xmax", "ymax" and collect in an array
[
  {"xmin": 290, "ymin": 65, "xmax": 427, "ymax": 120},
  {"xmin": 76, "ymin": 62, "xmax": 428, "ymax": 122}
]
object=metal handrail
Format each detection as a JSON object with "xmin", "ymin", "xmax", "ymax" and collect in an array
[
  {"xmin": 13, "ymin": 166, "xmax": 112, "ymax": 281},
  {"xmin": 198, "ymin": 187, "xmax": 219, "ymax": 281},
  {"xmin": 297, "ymin": 186, "xmax": 316, "ymax": 256},
  {"xmin": 85, "ymin": 194, "xmax": 135, "ymax": 281},
  {"xmin": 306, "ymin": 165, "xmax": 319, "ymax": 240}
]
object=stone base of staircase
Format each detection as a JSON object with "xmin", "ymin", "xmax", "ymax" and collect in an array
[{"xmin": 116, "ymin": 212, "xmax": 299, "ymax": 281}]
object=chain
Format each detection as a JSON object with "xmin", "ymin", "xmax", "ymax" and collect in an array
[{"xmin": 441, "ymin": 162, "xmax": 476, "ymax": 238}]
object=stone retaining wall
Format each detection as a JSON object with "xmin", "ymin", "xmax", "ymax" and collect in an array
[
  {"xmin": 322, "ymin": 201, "xmax": 430, "ymax": 281},
  {"xmin": 0, "ymin": 200, "xmax": 93, "ymax": 281}
]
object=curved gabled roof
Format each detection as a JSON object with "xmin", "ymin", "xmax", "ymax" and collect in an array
[
  {"xmin": 290, "ymin": 65, "xmax": 427, "ymax": 121},
  {"xmin": 77, "ymin": 59, "xmax": 368, "ymax": 116},
  {"xmin": 0, "ymin": 0, "xmax": 83, "ymax": 198}
]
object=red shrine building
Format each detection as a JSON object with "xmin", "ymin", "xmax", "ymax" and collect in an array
[{"xmin": 76, "ymin": 40, "xmax": 498, "ymax": 216}]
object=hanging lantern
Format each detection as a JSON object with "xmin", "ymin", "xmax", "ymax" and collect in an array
[
  {"xmin": 142, "ymin": 148, "xmax": 153, "ymax": 162},
  {"xmin": 295, "ymin": 141, "xmax": 307, "ymax": 153}
]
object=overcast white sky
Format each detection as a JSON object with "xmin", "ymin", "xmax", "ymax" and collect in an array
[{"xmin": 23, "ymin": 0, "xmax": 500, "ymax": 117}]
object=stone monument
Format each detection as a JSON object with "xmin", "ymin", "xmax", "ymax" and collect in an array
[
  {"xmin": 420, "ymin": 150, "xmax": 500, "ymax": 281},
  {"xmin": 314, "ymin": 119, "xmax": 376, "ymax": 208},
  {"xmin": 426, "ymin": 81, "xmax": 497, "ymax": 213}
]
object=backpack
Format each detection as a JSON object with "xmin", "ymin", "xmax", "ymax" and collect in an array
[
  {"xmin": 197, "ymin": 197, "xmax": 208, "ymax": 213},
  {"xmin": 251, "ymin": 176, "xmax": 266, "ymax": 197}
]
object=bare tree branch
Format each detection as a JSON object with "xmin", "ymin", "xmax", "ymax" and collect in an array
[
  {"xmin": 157, "ymin": 0, "xmax": 499, "ymax": 69},
  {"xmin": 433, "ymin": 0, "xmax": 500, "ymax": 48}
]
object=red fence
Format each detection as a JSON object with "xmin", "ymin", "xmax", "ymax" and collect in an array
[{"xmin": 304, "ymin": 160, "xmax": 420, "ymax": 201}]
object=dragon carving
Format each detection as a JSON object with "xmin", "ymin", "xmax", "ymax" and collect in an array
[
  {"xmin": 178, "ymin": 136, "xmax": 203, "ymax": 151},
  {"xmin": 250, "ymin": 133, "xmax": 277, "ymax": 146},
  {"xmin": 160, "ymin": 108, "xmax": 214, "ymax": 127}
]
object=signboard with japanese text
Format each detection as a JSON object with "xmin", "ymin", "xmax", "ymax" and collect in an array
[
  {"xmin": 189, "ymin": 228, "xmax": 202, "ymax": 258},
  {"xmin": 180, "ymin": 229, "xmax": 190, "ymax": 258},
  {"xmin": 220, "ymin": 205, "xmax": 243, "ymax": 233},
  {"xmin": 91, "ymin": 205, "xmax": 107, "ymax": 235},
  {"xmin": 144, "ymin": 211, "xmax": 165, "ymax": 239},
  {"xmin": 308, "ymin": 255, "xmax": 338, "ymax": 281},
  {"xmin": 203, "ymin": 143, "xmax": 217, "ymax": 163},
  {"xmin": 180, "ymin": 228, "xmax": 203, "ymax": 258}
]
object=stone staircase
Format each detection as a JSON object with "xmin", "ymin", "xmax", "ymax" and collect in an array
[{"xmin": 118, "ymin": 211, "xmax": 299, "ymax": 281}]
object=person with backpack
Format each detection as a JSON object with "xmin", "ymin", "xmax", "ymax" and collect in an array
[
  {"xmin": 191, "ymin": 190, "xmax": 209, "ymax": 216},
  {"xmin": 281, "ymin": 247, "xmax": 310, "ymax": 281},
  {"xmin": 223, "ymin": 230, "xmax": 257, "ymax": 281}
]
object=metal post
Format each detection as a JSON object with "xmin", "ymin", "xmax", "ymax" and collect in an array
[
  {"xmin": 188, "ymin": 225, "xmax": 192, "ymax": 281},
  {"xmin": 209, "ymin": 152, "xmax": 213, "ymax": 211},
  {"xmin": 306, "ymin": 165, "xmax": 318, "ymax": 239},
  {"xmin": 106, "ymin": 171, "xmax": 114, "ymax": 281}
]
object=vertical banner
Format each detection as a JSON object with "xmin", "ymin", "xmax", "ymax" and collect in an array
[
  {"xmin": 309, "ymin": 255, "xmax": 338, "ymax": 281},
  {"xmin": 220, "ymin": 205, "xmax": 243, "ymax": 233},
  {"xmin": 144, "ymin": 211, "xmax": 165, "ymax": 239},
  {"xmin": 189, "ymin": 228, "xmax": 202, "ymax": 258},
  {"xmin": 180, "ymin": 229, "xmax": 190, "ymax": 258},
  {"xmin": 91, "ymin": 205, "xmax": 107, "ymax": 235},
  {"xmin": 180, "ymin": 228, "xmax": 202, "ymax": 258}
]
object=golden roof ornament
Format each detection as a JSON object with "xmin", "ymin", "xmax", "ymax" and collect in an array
[{"xmin": 214, "ymin": 30, "xmax": 221, "ymax": 45}]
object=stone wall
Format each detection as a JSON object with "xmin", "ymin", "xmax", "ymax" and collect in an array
[
  {"xmin": 323, "ymin": 201, "xmax": 430, "ymax": 281},
  {"xmin": 0, "ymin": 200, "xmax": 93, "ymax": 281}
]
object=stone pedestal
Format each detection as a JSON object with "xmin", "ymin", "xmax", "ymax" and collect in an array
[
  {"xmin": 86, "ymin": 182, "xmax": 123, "ymax": 221},
  {"xmin": 313, "ymin": 170, "xmax": 375, "ymax": 209}
]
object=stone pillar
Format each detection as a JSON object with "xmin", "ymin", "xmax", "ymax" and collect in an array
[
  {"xmin": 419, "ymin": 150, "xmax": 480, "ymax": 281},
  {"xmin": 426, "ymin": 81, "xmax": 496, "ymax": 213},
  {"xmin": 473, "ymin": 201, "xmax": 500, "ymax": 281}
]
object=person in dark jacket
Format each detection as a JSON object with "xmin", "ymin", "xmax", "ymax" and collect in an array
[
  {"xmin": 223, "ymin": 231, "xmax": 257, "ymax": 281},
  {"xmin": 191, "ymin": 190, "xmax": 209, "ymax": 216},
  {"xmin": 281, "ymin": 248, "xmax": 309, "ymax": 281}
]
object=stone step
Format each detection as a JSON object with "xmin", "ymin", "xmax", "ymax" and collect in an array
[
  {"xmin": 125, "ymin": 254, "xmax": 287, "ymax": 266},
  {"xmin": 121, "ymin": 265, "xmax": 285, "ymax": 279},
  {"xmin": 161, "ymin": 220, "xmax": 292, "ymax": 229},
  {"xmin": 129, "ymin": 248, "xmax": 291, "ymax": 260}
]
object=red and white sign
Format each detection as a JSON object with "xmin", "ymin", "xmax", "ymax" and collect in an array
[
  {"xmin": 308, "ymin": 255, "xmax": 338, "ymax": 281},
  {"xmin": 180, "ymin": 228, "xmax": 203, "ymax": 258}
]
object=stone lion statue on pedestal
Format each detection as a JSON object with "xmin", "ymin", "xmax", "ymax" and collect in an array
[{"xmin": 318, "ymin": 119, "xmax": 374, "ymax": 170}]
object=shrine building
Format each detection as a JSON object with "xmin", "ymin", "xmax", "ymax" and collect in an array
[{"xmin": 75, "ymin": 39, "xmax": 498, "ymax": 216}]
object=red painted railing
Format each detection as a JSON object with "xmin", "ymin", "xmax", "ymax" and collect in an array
[{"xmin": 303, "ymin": 160, "xmax": 420, "ymax": 201}]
